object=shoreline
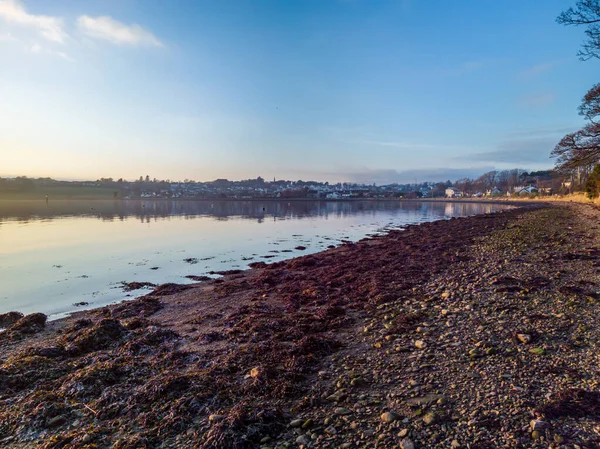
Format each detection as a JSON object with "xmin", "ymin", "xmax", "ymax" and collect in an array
[
  {"xmin": 0, "ymin": 201, "xmax": 515, "ymax": 321},
  {"xmin": 2, "ymin": 202, "xmax": 600, "ymax": 448},
  {"xmin": 0, "ymin": 196, "xmax": 532, "ymax": 205}
]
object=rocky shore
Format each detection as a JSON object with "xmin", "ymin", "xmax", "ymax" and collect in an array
[{"xmin": 1, "ymin": 203, "xmax": 600, "ymax": 448}]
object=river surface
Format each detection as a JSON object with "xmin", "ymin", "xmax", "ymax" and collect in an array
[{"xmin": 0, "ymin": 199, "xmax": 511, "ymax": 319}]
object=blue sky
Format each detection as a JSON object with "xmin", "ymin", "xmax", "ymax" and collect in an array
[{"xmin": 0, "ymin": 0, "xmax": 597, "ymax": 183}]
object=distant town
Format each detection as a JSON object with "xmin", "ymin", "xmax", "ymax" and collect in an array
[{"xmin": 0, "ymin": 168, "xmax": 577, "ymax": 200}]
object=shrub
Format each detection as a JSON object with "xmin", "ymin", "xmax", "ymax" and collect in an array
[{"xmin": 585, "ymin": 164, "xmax": 600, "ymax": 199}]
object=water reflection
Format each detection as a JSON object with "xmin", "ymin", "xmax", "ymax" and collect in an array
[
  {"xmin": 0, "ymin": 199, "xmax": 502, "ymax": 224},
  {"xmin": 0, "ymin": 200, "xmax": 510, "ymax": 318}
]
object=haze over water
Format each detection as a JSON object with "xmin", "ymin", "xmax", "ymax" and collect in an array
[{"xmin": 0, "ymin": 199, "xmax": 511, "ymax": 319}]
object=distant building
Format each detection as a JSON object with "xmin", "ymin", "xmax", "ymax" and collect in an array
[
  {"xmin": 486, "ymin": 188, "xmax": 502, "ymax": 197},
  {"xmin": 445, "ymin": 188, "xmax": 462, "ymax": 198},
  {"xmin": 515, "ymin": 186, "xmax": 538, "ymax": 195}
]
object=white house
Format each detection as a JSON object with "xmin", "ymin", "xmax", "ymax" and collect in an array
[
  {"xmin": 516, "ymin": 186, "xmax": 538, "ymax": 195},
  {"xmin": 445, "ymin": 188, "xmax": 462, "ymax": 198}
]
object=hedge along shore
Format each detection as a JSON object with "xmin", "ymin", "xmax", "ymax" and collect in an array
[{"xmin": 1, "ymin": 203, "xmax": 600, "ymax": 449}]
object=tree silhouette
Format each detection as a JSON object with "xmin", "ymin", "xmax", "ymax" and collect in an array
[
  {"xmin": 552, "ymin": 123, "xmax": 600, "ymax": 171},
  {"xmin": 553, "ymin": 2, "xmax": 600, "ymax": 176},
  {"xmin": 580, "ymin": 83, "xmax": 600, "ymax": 122},
  {"xmin": 557, "ymin": 0, "xmax": 600, "ymax": 60}
]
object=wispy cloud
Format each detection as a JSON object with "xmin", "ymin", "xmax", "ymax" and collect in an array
[
  {"xmin": 77, "ymin": 15, "xmax": 164, "ymax": 47},
  {"xmin": 363, "ymin": 140, "xmax": 475, "ymax": 151},
  {"xmin": 56, "ymin": 51, "xmax": 74, "ymax": 61},
  {"xmin": 312, "ymin": 166, "xmax": 497, "ymax": 184},
  {"xmin": 324, "ymin": 126, "xmax": 481, "ymax": 154},
  {"xmin": 519, "ymin": 59, "xmax": 570, "ymax": 78},
  {"xmin": 0, "ymin": 31, "xmax": 16, "ymax": 42},
  {"xmin": 0, "ymin": 0, "xmax": 67, "ymax": 43},
  {"xmin": 22, "ymin": 40, "xmax": 74, "ymax": 60},
  {"xmin": 505, "ymin": 125, "xmax": 577, "ymax": 139},
  {"xmin": 454, "ymin": 137, "xmax": 558, "ymax": 165},
  {"xmin": 518, "ymin": 92, "xmax": 555, "ymax": 108},
  {"xmin": 443, "ymin": 58, "xmax": 505, "ymax": 76}
]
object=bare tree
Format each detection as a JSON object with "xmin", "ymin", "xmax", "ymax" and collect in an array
[
  {"xmin": 508, "ymin": 169, "xmax": 526, "ymax": 191},
  {"xmin": 475, "ymin": 170, "xmax": 498, "ymax": 191},
  {"xmin": 557, "ymin": 0, "xmax": 600, "ymax": 60},
  {"xmin": 552, "ymin": 5, "xmax": 600, "ymax": 174},
  {"xmin": 496, "ymin": 170, "xmax": 510, "ymax": 191},
  {"xmin": 552, "ymin": 123, "xmax": 600, "ymax": 171},
  {"xmin": 580, "ymin": 83, "xmax": 600, "ymax": 122},
  {"xmin": 454, "ymin": 178, "xmax": 474, "ymax": 195}
]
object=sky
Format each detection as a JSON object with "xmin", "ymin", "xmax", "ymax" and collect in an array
[{"xmin": 0, "ymin": 0, "xmax": 598, "ymax": 184}]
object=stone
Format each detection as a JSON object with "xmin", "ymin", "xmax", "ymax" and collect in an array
[
  {"xmin": 296, "ymin": 435, "xmax": 311, "ymax": 446},
  {"xmin": 381, "ymin": 412, "xmax": 399, "ymax": 423},
  {"xmin": 399, "ymin": 438, "xmax": 415, "ymax": 449},
  {"xmin": 414, "ymin": 340, "xmax": 427, "ymax": 349},
  {"xmin": 422, "ymin": 412, "xmax": 437, "ymax": 425},
  {"xmin": 327, "ymin": 391, "xmax": 347, "ymax": 402},
  {"xmin": 530, "ymin": 419, "xmax": 546, "ymax": 431},
  {"xmin": 532, "ymin": 430, "xmax": 541, "ymax": 440},
  {"xmin": 529, "ymin": 347, "xmax": 545, "ymax": 355},
  {"xmin": 302, "ymin": 419, "xmax": 314, "ymax": 429},
  {"xmin": 46, "ymin": 415, "xmax": 67, "ymax": 428},
  {"xmin": 441, "ymin": 291, "xmax": 451, "ymax": 299},
  {"xmin": 290, "ymin": 419, "xmax": 304, "ymax": 428},
  {"xmin": 517, "ymin": 333, "xmax": 531, "ymax": 344},
  {"xmin": 350, "ymin": 377, "xmax": 366, "ymax": 387},
  {"xmin": 468, "ymin": 348, "xmax": 481, "ymax": 358},
  {"xmin": 406, "ymin": 394, "xmax": 445, "ymax": 406},
  {"xmin": 398, "ymin": 428, "xmax": 409, "ymax": 437},
  {"xmin": 208, "ymin": 414, "xmax": 224, "ymax": 423},
  {"xmin": 334, "ymin": 407, "xmax": 352, "ymax": 415},
  {"xmin": 325, "ymin": 425, "xmax": 337, "ymax": 435},
  {"xmin": 451, "ymin": 440, "xmax": 460, "ymax": 448}
]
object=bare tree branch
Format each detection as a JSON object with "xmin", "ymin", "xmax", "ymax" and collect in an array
[
  {"xmin": 579, "ymin": 83, "xmax": 600, "ymax": 123},
  {"xmin": 558, "ymin": 0, "xmax": 600, "ymax": 59},
  {"xmin": 552, "ymin": 123, "xmax": 600, "ymax": 171}
]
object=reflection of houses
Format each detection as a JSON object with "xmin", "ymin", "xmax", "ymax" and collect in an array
[
  {"xmin": 420, "ymin": 187, "xmax": 433, "ymax": 198},
  {"xmin": 445, "ymin": 188, "xmax": 462, "ymax": 198}
]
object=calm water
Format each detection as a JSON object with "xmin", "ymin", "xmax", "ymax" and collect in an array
[{"xmin": 0, "ymin": 200, "xmax": 511, "ymax": 319}]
